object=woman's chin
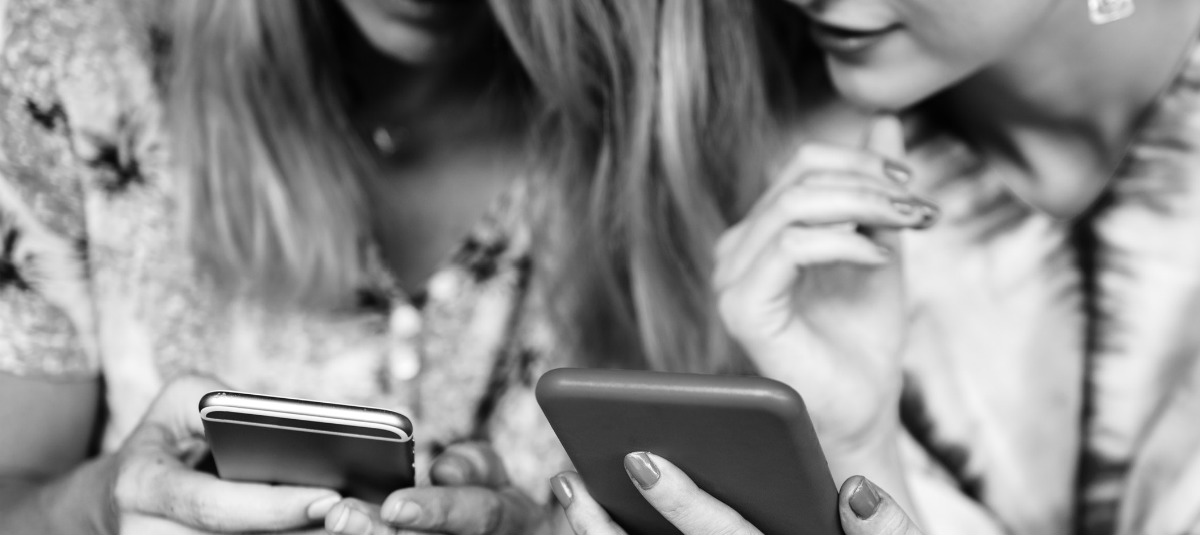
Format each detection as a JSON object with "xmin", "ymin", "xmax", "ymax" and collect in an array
[{"xmin": 825, "ymin": 62, "xmax": 935, "ymax": 113}]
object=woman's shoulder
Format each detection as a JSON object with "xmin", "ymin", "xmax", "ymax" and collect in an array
[{"xmin": 0, "ymin": 0, "xmax": 166, "ymax": 380}]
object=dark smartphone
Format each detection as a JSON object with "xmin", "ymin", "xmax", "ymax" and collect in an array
[
  {"xmin": 536, "ymin": 368, "xmax": 840, "ymax": 535},
  {"xmin": 199, "ymin": 391, "xmax": 415, "ymax": 503}
]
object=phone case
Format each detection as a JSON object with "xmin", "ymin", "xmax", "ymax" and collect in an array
[
  {"xmin": 199, "ymin": 391, "xmax": 415, "ymax": 503},
  {"xmin": 537, "ymin": 368, "xmax": 840, "ymax": 535}
]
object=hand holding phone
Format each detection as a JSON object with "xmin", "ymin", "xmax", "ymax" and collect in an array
[
  {"xmin": 537, "ymin": 368, "xmax": 841, "ymax": 535},
  {"xmin": 113, "ymin": 377, "xmax": 341, "ymax": 533}
]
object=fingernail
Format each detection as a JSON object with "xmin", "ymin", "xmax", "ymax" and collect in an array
[
  {"xmin": 916, "ymin": 204, "xmax": 940, "ymax": 228},
  {"xmin": 624, "ymin": 452, "xmax": 661, "ymax": 490},
  {"xmin": 891, "ymin": 201, "xmax": 917, "ymax": 215},
  {"xmin": 384, "ymin": 499, "xmax": 422, "ymax": 525},
  {"xmin": 551, "ymin": 474, "xmax": 575, "ymax": 507},
  {"xmin": 849, "ymin": 478, "xmax": 882, "ymax": 520},
  {"xmin": 306, "ymin": 494, "xmax": 341, "ymax": 521},
  {"xmin": 435, "ymin": 455, "xmax": 471, "ymax": 484},
  {"xmin": 883, "ymin": 160, "xmax": 912, "ymax": 184},
  {"xmin": 327, "ymin": 503, "xmax": 372, "ymax": 535}
]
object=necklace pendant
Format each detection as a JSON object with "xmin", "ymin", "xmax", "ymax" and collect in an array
[
  {"xmin": 372, "ymin": 126, "xmax": 401, "ymax": 156},
  {"xmin": 1089, "ymin": 0, "xmax": 1134, "ymax": 25}
]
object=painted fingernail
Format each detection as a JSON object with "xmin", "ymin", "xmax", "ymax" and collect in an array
[
  {"xmin": 435, "ymin": 455, "xmax": 472, "ymax": 484},
  {"xmin": 551, "ymin": 474, "xmax": 575, "ymax": 507},
  {"xmin": 891, "ymin": 201, "xmax": 917, "ymax": 215},
  {"xmin": 849, "ymin": 478, "xmax": 882, "ymax": 520},
  {"xmin": 306, "ymin": 494, "xmax": 341, "ymax": 521},
  {"xmin": 884, "ymin": 160, "xmax": 912, "ymax": 184},
  {"xmin": 624, "ymin": 452, "xmax": 662, "ymax": 490},
  {"xmin": 916, "ymin": 204, "xmax": 940, "ymax": 228},
  {"xmin": 385, "ymin": 499, "xmax": 422, "ymax": 525},
  {"xmin": 327, "ymin": 503, "xmax": 372, "ymax": 535}
]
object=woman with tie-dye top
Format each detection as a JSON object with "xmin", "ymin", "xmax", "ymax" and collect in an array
[
  {"xmin": 550, "ymin": 1, "xmax": 1200, "ymax": 535},
  {"xmin": 0, "ymin": 0, "xmax": 639, "ymax": 533}
]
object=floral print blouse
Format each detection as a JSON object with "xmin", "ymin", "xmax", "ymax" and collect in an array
[{"xmin": 0, "ymin": 0, "xmax": 570, "ymax": 503}]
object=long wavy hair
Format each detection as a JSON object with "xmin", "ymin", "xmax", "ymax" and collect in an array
[
  {"xmin": 168, "ymin": 1, "xmax": 529, "ymax": 309},
  {"xmin": 509, "ymin": 0, "xmax": 816, "ymax": 373},
  {"xmin": 168, "ymin": 0, "xmax": 815, "ymax": 374}
]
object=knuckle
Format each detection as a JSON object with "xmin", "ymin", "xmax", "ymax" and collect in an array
[
  {"xmin": 476, "ymin": 493, "xmax": 507, "ymax": 535},
  {"xmin": 776, "ymin": 187, "xmax": 810, "ymax": 212}
]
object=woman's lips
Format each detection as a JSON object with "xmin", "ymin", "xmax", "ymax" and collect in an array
[{"xmin": 808, "ymin": 19, "xmax": 899, "ymax": 59}]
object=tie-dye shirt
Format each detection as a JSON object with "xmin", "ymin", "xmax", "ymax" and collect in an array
[
  {"xmin": 0, "ymin": 0, "xmax": 570, "ymax": 503},
  {"xmin": 899, "ymin": 33, "xmax": 1200, "ymax": 535}
]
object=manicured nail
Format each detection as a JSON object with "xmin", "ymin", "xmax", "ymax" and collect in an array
[
  {"xmin": 624, "ymin": 452, "xmax": 661, "ymax": 490},
  {"xmin": 327, "ymin": 503, "xmax": 372, "ymax": 535},
  {"xmin": 883, "ymin": 160, "xmax": 912, "ymax": 184},
  {"xmin": 435, "ymin": 455, "xmax": 472, "ymax": 484},
  {"xmin": 891, "ymin": 201, "xmax": 917, "ymax": 215},
  {"xmin": 551, "ymin": 474, "xmax": 575, "ymax": 507},
  {"xmin": 385, "ymin": 499, "xmax": 422, "ymax": 525},
  {"xmin": 916, "ymin": 204, "xmax": 940, "ymax": 228},
  {"xmin": 849, "ymin": 478, "xmax": 882, "ymax": 520},
  {"xmin": 306, "ymin": 494, "xmax": 341, "ymax": 521}
]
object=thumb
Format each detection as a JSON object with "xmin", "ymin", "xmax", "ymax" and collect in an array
[
  {"xmin": 839, "ymin": 476, "xmax": 924, "ymax": 535},
  {"xmin": 130, "ymin": 376, "xmax": 229, "ymax": 452},
  {"xmin": 863, "ymin": 114, "xmax": 906, "ymax": 161},
  {"xmin": 430, "ymin": 441, "xmax": 511, "ymax": 488}
]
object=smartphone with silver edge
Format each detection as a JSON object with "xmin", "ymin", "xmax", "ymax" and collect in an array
[{"xmin": 199, "ymin": 391, "xmax": 415, "ymax": 502}]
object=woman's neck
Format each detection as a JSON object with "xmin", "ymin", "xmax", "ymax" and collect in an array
[
  {"xmin": 939, "ymin": 0, "xmax": 1200, "ymax": 217},
  {"xmin": 343, "ymin": 25, "xmax": 523, "ymax": 142}
]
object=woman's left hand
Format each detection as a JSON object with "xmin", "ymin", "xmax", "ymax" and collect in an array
[
  {"xmin": 553, "ymin": 452, "xmax": 922, "ymax": 535},
  {"xmin": 323, "ymin": 442, "xmax": 551, "ymax": 535}
]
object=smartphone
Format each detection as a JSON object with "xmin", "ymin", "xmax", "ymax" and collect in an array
[
  {"xmin": 199, "ymin": 391, "xmax": 415, "ymax": 503},
  {"xmin": 536, "ymin": 368, "xmax": 840, "ymax": 535}
]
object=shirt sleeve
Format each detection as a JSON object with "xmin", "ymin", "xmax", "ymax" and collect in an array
[
  {"xmin": 0, "ymin": 170, "xmax": 97, "ymax": 380},
  {"xmin": 0, "ymin": 1, "xmax": 100, "ymax": 380}
]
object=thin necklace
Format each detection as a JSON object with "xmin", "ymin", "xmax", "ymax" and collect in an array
[{"xmin": 371, "ymin": 125, "xmax": 408, "ymax": 157}]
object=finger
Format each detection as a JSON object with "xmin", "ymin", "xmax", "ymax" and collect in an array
[
  {"xmin": 863, "ymin": 115, "xmax": 906, "ymax": 162},
  {"xmin": 623, "ymin": 453, "xmax": 760, "ymax": 535},
  {"xmin": 551, "ymin": 472, "xmax": 627, "ymax": 535},
  {"xmin": 380, "ymin": 486, "xmax": 537, "ymax": 535},
  {"xmin": 719, "ymin": 143, "xmax": 913, "ymax": 264},
  {"xmin": 749, "ymin": 140, "xmax": 913, "ymax": 224},
  {"xmin": 325, "ymin": 499, "xmax": 398, "ymax": 535},
  {"xmin": 138, "ymin": 375, "xmax": 229, "ymax": 445},
  {"xmin": 430, "ymin": 442, "xmax": 510, "ymax": 488},
  {"xmin": 713, "ymin": 186, "xmax": 920, "ymax": 289},
  {"xmin": 777, "ymin": 143, "xmax": 911, "ymax": 190},
  {"xmin": 862, "ymin": 115, "xmax": 909, "ymax": 255},
  {"xmin": 839, "ymin": 476, "xmax": 924, "ymax": 535},
  {"xmin": 715, "ymin": 170, "xmax": 934, "ymax": 288},
  {"xmin": 718, "ymin": 228, "xmax": 889, "ymax": 341},
  {"xmin": 123, "ymin": 454, "xmax": 340, "ymax": 533}
]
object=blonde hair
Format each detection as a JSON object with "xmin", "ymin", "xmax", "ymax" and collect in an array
[
  {"xmin": 505, "ymin": 0, "xmax": 815, "ymax": 373},
  {"xmin": 169, "ymin": 1, "xmax": 529, "ymax": 308},
  {"xmin": 168, "ymin": 0, "xmax": 816, "ymax": 373}
]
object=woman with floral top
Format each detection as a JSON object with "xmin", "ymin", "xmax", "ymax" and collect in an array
[{"xmin": 0, "ymin": 0, "xmax": 630, "ymax": 533}]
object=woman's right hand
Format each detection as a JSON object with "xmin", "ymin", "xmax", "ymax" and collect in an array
[
  {"xmin": 714, "ymin": 116, "xmax": 935, "ymax": 461},
  {"xmin": 552, "ymin": 452, "xmax": 924, "ymax": 535},
  {"xmin": 105, "ymin": 376, "xmax": 341, "ymax": 534}
]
